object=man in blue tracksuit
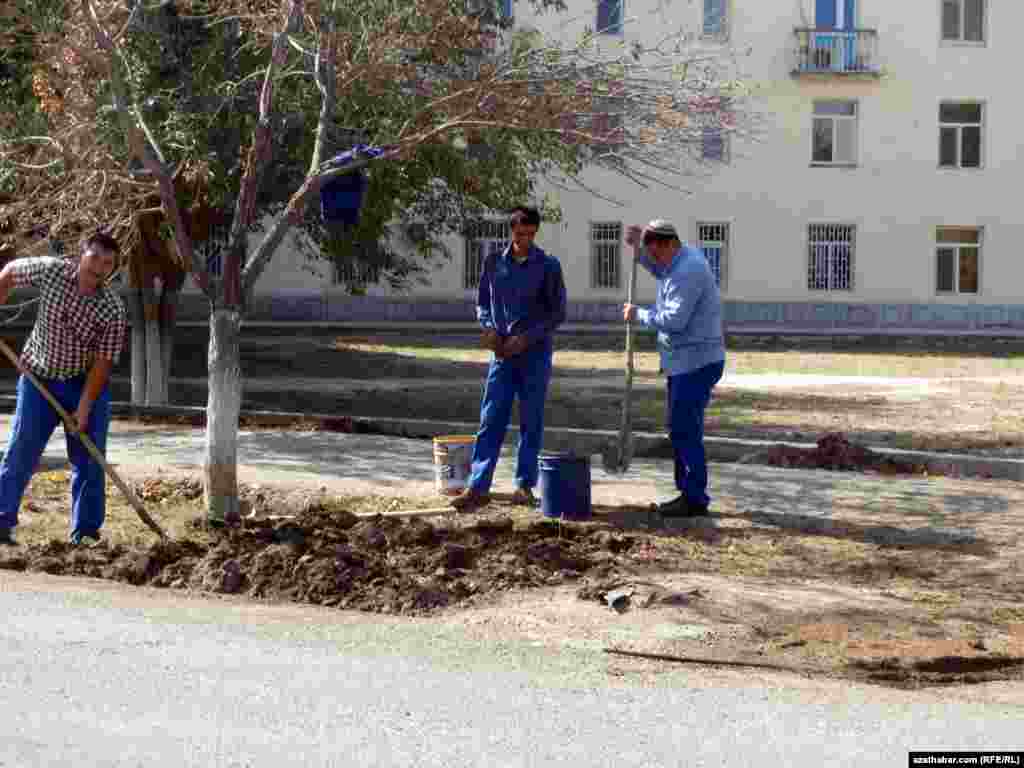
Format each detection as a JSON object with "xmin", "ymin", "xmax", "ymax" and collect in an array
[
  {"xmin": 623, "ymin": 219, "xmax": 725, "ymax": 517},
  {"xmin": 452, "ymin": 206, "xmax": 567, "ymax": 512}
]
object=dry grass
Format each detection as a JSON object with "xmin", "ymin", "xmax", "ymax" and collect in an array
[
  {"xmin": 15, "ymin": 470, "xmax": 460, "ymax": 549},
  {"xmin": 317, "ymin": 337, "xmax": 1024, "ymax": 453},
  {"xmin": 18, "ymin": 470, "xmax": 207, "ymax": 548},
  {"xmin": 334, "ymin": 335, "xmax": 1024, "ymax": 380}
]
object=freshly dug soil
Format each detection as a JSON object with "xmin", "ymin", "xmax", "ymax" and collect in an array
[
  {"xmin": 0, "ymin": 500, "xmax": 637, "ymax": 615},
  {"xmin": 763, "ymin": 432, "xmax": 927, "ymax": 475},
  {"xmin": 4, "ymin": 478, "xmax": 1022, "ymax": 692}
]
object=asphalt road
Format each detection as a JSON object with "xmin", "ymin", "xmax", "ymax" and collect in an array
[{"xmin": 2, "ymin": 572, "xmax": 1022, "ymax": 768}]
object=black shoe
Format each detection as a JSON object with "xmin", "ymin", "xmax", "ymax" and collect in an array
[
  {"xmin": 656, "ymin": 496, "xmax": 710, "ymax": 518},
  {"xmin": 0, "ymin": 527, "xmax": 16, "ymax": 546}
]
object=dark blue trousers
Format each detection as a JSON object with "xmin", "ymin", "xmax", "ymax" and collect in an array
[
  {"xmin": 0, "ymin": 374, "xmax": 111, "ymax": 537},
  {"xmin": 468, "ymin": 346, "xmax": 553, "ymax": 494},
  {"xmin": 667, "ymin": 361, "xmax": 724, "ymax": 507}
]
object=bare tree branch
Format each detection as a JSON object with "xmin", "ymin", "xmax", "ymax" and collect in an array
[{"xmin": 226, "ymin": 0, "xmax": 304, "ymax": 307}]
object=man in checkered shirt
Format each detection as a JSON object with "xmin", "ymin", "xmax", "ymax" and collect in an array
[{"xmin": 0, "ymin": 232, "xmax": 127, "ymax": 546}]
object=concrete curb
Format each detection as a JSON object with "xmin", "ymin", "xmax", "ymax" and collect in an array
[{"xmin": 2, "ymin": 395, "xmax": 1020, "ymax": 483}]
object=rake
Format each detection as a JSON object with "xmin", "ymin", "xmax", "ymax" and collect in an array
[{"xmin": 0, "ymin": 338, "xmax": 166, "ymax": 539}]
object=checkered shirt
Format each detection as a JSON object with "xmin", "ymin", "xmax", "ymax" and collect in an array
[{"xmin": 9, "ymin": 257, "xmax": 127, "ymax": 380}]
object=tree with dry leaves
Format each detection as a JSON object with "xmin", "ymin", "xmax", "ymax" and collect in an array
[{"xmin": 0, "ymin": 0, "xmax": 763, "ymax": 523}]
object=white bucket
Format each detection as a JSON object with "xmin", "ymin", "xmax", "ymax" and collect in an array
[{"xmin": 433, "ymin": 435, "xmax": 475, "ymax": 496}]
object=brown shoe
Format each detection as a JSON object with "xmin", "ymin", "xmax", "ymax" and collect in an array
[
  {"xmin": 510, "ymin": 487, "xmax": 538, "ymax": 507},
  {"xmin": 451, "ymin": 488, "xmax": 491, "ymax": 513}
]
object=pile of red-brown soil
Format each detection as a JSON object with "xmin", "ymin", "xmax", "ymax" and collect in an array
[
  {"xmin": 0, "ymin": 501, "xmax": 639, "ymax": 615},
  {"xmin": 763, "ymin": 432, "xmax": 927, "ymax": 475}
]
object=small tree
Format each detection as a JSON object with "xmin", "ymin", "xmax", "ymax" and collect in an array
[{"xmin": 1, "ymin": 0, "xmax": 763, "ymax": 523}]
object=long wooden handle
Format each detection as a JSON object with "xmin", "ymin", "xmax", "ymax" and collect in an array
[
  {"xmin": 616, "ymin": 245, "xmax": 640, "ymax": 470},
  {"xmin": 0, "ymin": 339, "xmax": 167, "ymax": 539}
]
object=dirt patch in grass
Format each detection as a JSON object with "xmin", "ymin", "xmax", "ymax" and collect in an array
[
  {"xmin": 753, "ymin": 432, "xmax": 928, "ymax": 475},
  {"xmin": 4, "ymin": 471, "xmax": 1024, "ymax": 691}
]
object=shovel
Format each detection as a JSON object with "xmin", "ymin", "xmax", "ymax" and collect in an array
[
  {"xmin": 604, "ymin": 242, "xmax": 640, "ymax": 475},
  {"xmin": 0, "ymin": 338, "xmax": 167, "ymax": 539}
]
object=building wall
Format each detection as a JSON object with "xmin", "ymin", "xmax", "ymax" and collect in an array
[
  {"xmin": 183, "ymin": 0, "xmax": 1024, "ymax": 332},
  {"xmin": 520, "ymin": 0, "xmax": 1024, "ymax": 310}
]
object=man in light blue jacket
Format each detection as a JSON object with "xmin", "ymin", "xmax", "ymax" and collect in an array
[{"xmin": 623, "ymin": 219, "xmax": 725, "ymax": 517}]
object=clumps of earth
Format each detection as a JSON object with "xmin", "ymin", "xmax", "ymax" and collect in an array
[
  {"xmin": 0, "ymin": 493, "xmax": 639, "ymax": 615},
  {"xmin": 761, "ymin": 432, "xmax": 928, "ymax": 475}
]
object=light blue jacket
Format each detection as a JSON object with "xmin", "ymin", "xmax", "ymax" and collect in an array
[{"xmin": 636, "ymin": 244, "xmax": 725, "ymax": 377}]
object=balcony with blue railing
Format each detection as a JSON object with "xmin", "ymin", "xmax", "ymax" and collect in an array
[{"xmin": 792, "ymin": 28, "xmax": 880, "ymax": 77}]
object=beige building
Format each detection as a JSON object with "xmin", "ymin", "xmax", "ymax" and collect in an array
[{"xmin": 203, "ymin": 0, "xmax": 1022, "ymax": 333}]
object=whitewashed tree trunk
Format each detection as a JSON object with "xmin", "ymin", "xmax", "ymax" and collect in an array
[
  {"xmin": 128, "ymin": 290, "xmax": 147, "ymax": 405},
  {"xmin": 144, "ymin": 279, "xmax": 167, "ymax": 404},
  {"xmin": 144, "ymin": 318, "xmax": 165, "ymax": 404},
  {"xmin": 204, "ymin": 308, "xmax": 242, "ymax": 524},
  {"xmin": 160, "ymin": 288, "xmax": 179, "ymax": 398}
]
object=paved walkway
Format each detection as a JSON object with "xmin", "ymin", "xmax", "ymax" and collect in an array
[{"xmin": 9, "ymin": 415, "xmax": 1021, "ymax": 530}]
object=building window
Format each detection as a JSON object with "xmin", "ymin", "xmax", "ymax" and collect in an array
[
  {"xmin": 939, "ymin": 102, "xmax": 983, "ymax": 169},
  {"xmin": 333, "ymin": 261, "xmax": 381, "ymax": 288},
  {"xmin": 936, "ymin": 226, "xmax": 981, "ymax": 294},
  {"xmin": 597, "ymin": 0, "xmax": 623, "ymax": 35},
  {"xmin": 702, "ymin": 127, "xmax": 730, "ymax": 162},
  {"xmin": 697, "ymin": 222, "xmax": 728, "ymax": 287},
  {"xmin": 194, "ymin": 217, "xmax": 231, "ymax": 278},
  {"xmin": 807, "ymin": 224, "xmax": 855, "ymax": 291},
  {"xmin": 942, "ymin": 0, "xmax": 985, "ymax": 43},
  {"xmin": 812, "ymin": 100, "xmax": 857, "ymax": 166},
  {"xmin": 464, "ymin": 220, "xmax": 510, "ymax": 289},
  {"xmin": 703, "ymin": 0, "xmax": 728, "ymax": 38},
  {"xmin": 206, "ymin": 251, "xmax": 223, "ymax": 277},
  {"xmin": 590, "ymin": 222, "xmax": 621, "ymax": 290}
]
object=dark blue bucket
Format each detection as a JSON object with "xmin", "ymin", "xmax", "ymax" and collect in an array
[{"xmin": 538, "ymin": 452, "xmax": 592, "ymax": 521}]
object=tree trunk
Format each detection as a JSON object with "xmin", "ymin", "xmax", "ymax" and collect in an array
[
  {"xmin": 204, "ymin": 308, "xmax": 242, "ymax": 524},
  {"xmin": 128, "ymin": 289, "xmax": 147, "ymax": 405},
  {"xmin": 144, "ymin": 279, "xmax": 166, "ymax": 405},
  {"xmin": 144, "ymin": 318, "xmax": 165, "ymax": 404},
  {"xmin": 160, "ymin": 287, "xmax": 180, "ymax": 398}
]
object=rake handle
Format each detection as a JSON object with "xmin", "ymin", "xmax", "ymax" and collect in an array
[{"xmin": 0, "ymin": 338, "xmax": 166, "ymax": 539}]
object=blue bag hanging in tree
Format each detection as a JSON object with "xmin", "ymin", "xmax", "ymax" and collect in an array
[{"xmin": 319, "ymin": 144, "xmax": 388, "ymax": 226}]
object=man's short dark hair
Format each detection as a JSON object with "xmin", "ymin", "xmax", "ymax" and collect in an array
[
  {"xmin": 643, "ymin": 232, "xmax": 680, "ymax": 246},
  {"xmin": 509, "ymin": 206, "xmax": 541, "ymax": 228},
  {"xmin": 84, "ymin": 231, "xmax": 120, "ymax": 255}
]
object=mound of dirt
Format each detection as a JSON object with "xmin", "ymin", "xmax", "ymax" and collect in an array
[
  {"xmin": 0, "ymin": 504, "xmax": 638, "ymax": 615},
  {"xmin": 763, "ymin": 432, "xmax": 927, "ymax": 475}
]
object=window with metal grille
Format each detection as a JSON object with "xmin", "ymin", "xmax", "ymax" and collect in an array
[
  {"xmin": 936, "ymin": 226, "xmax": 981, "ymax": 294},
  {"xmin": 464, "ymin": 220, "xmax": 510, "ymax": 289},
  {"xmin": 697, "ymin": 222, "xmax": 728, "ymax": 288},
  {"xmin": 195, "ymin": 217, "xmax": 232, "ymax": 278},
  {"xmin": 812, "ymin": 100, "xmax": 857, "ymax": 166},
  {"xmin": 939, "ymin": 102, "xmax": 983, "ymax": 169},
  {"xmin": 597, "ymin": 0, "xmax": 623, "ymax": 35},
  {"xmin": 807, "ymin": 224, "xmax": 855, "ymax": 291},
  {"xmin": 703, "ymin": 0, "xmax": 728, "ymax": 39},
  {"xmin": 702, "ymin": 127, "xmax": 730, "ymax": 163},
  {"xmin": 942, "ymin": 0, "xmax": 985, "ymax": 43},
  {"xmin": 590, "ymin": 222, "xmax": 621, "ymax": 290},
  {"xmin": 333, "ymin": 261, "xmax": 381, "ymax": 287}
]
